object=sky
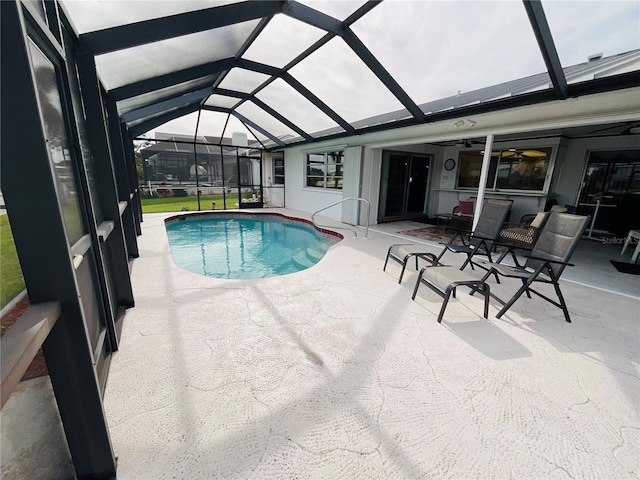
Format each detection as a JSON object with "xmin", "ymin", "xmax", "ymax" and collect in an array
[{"xmin": 62, "ymin": 0, "xmax": 640, "ymax": 141}]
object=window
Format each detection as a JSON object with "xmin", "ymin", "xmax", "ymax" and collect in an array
[
  {"xmin": 306, "ymin": 151, "xmax": 344, "ymax": 189},
  {"xmin": 457, "ymin": 147, "xmax": 552, "ymax": 192},
  {"xmin": 273, "ymin": 155, "xmax": 285, "ymax": 185}
]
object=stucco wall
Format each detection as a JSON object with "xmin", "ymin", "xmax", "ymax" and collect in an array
[
  {"xmin": 431, "ymin": 137, "xmax": 564, "ymax": 221},
  {"xmin": 362, "ymin": 144, "xmax": 442, "ymax": 223},
  {"xmin": 284, "ymin": 145, "xmax": 356, "ymax": 222},
  {"xmin": 262, "ymin": 153, "xmax": 285, "ymax": 207},
  {"xmin": 553, "ymin": 134, "xmax": 640, "ymax": 207},
  {"xmin": 282, "ymin": 129, "xmax": 639, "ymax": 226}
]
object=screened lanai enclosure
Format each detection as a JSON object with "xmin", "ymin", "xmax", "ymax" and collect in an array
[
  {"xmin": 138, "ymin": 135, "xmax": 266, "ymax": 210},
  {"xmin": 1, "ymin": 0, "xmax": 639, "ymax": 478}
]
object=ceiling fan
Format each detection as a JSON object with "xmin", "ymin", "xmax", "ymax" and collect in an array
[
  {"xmin": 456, "ymin": 139, "xmax": 474, "ymax": 148},
  {"xmin": 428, "ymin": 138, "xmax": 484, "ymax": 148},
  {"xmin": 458, "ymin": 138, "xmax": 487, "ymax": 148},
  {"xmin": 500, "ymin": 149, "xmax": 547, "ymax": 160}
]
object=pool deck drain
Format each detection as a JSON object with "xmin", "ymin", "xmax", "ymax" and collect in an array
[{"xmin": 104, "ymin": 209, "xmax": 639, "ymax": 479}]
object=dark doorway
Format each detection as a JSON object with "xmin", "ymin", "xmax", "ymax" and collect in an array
[
  {"xmin": 577, "ymin": 150, "xmax": 640, "ymax": 235},
  {"xmin": 407, "ymin": 157, "xmax": 430, "ymax": 213},
  {"xmin": 379, "ymin": 151, "xmax": 431, "ymax": 220}
]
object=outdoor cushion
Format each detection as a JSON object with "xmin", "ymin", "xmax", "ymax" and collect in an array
[
  {"xmin": 529, "ymin": 212, "xmax": 548, "ymax": 228},
  {"xmin": 550, "ymin": 205, "xmax": 568, "ymax": 213},
  {"xmin": 458, "ymin": 200, "xmax": 475, "ymax": 216}
]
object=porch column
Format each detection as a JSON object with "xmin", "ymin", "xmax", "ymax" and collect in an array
[{"xmin": 473, "ymin": 133, "xmax": 494, "ymax": 230}]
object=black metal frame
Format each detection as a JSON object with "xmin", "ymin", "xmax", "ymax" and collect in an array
[
  {"xmin": 2, "ymin": 0, "xmax": 636, "ymax": 476},
  {"xmin": 435, "ymin": 231, "xmax": 498, "ymax": 271},
  {"xmin": 383, "ymin": 244, "xmax": 437, "ymax": 284},
  {"xmin": 479, "ymin": 258, "xmax": 575, "ymax": 322},
  {"xmin": 72, "ymin": 0, "xmax": 639, "ymax": 150},
  {"xmin": 475, "ymin": 213, "xmax": 591, "ymax": 323},
  {"xmin": 411, "ymin": 266, "xmax": 491, "ymax": 323},
  {"xmin": 137, "ymin": 136, "xmax": 268, "ymax": 211},
  {"xmin": 431, "ymin": 203, "xmax": 511, "ymax": 271},
  {"xmin": 1, "ymin": 1, "xmax": 130, "ymax": 478}
]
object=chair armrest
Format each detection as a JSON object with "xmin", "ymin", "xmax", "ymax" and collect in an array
[
  {"xmin": 523, "ymin": 254, "xmax": 574, "ymax": 267},
  {"xmin": 520, "ymin": 214, "xmax": 537, "ymax": 225}
]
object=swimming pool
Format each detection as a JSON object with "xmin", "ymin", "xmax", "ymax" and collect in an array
[{"xmin": 165, "ymin": 213, "xmax": 342, "ymax": 279}]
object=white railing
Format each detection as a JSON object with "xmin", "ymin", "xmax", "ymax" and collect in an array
[{"xmin": 312, "ymin": 197, "xmax": 370, "ymax": 238}]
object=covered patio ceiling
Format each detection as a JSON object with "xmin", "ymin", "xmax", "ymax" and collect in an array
[{"xmin": 60, "ymin": 0, "xmax": 640, "ymax": 149}]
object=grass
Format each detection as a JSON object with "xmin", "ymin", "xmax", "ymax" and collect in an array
[
  {"xmin": 141, "ymin": 194, "xmax": 246, "ymax": 213},
  {"xmin": 0, "ymin": 193, "xmax": 254, "ymax": 307},
  {"xmin": 0, "ymin": 215, "xmax": 26, "ymax": 309}
]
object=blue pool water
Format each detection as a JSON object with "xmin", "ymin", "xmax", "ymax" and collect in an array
[{"xmin": 165, "ymin": 214, "xmax": 341, "ymax": 279}]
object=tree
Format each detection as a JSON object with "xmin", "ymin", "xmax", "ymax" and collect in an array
[{"xmin": 133, "ymin": 140, "xmax": 152, "ymax": 189}]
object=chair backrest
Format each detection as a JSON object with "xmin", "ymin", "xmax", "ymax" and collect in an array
[
  {"xmin": 549, "ymin": 204, "xmax": 568, "ymax": 213},
  {"xmin": 470, "ymin": 202, "xmax": 511, "ymax": 247},
  {"xmin": 525, "ymin": 212, "xmax": 590, "ymax": 278}
]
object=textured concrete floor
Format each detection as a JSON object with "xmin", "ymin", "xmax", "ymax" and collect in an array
[{"xmin": 104, "ymin": 210, "xmax": 639, "ymax": 479}]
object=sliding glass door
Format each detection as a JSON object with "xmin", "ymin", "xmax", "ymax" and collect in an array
[
  {"xmin": 577, "ymin": 150, "xmax": 640, "ymax": 235},
  {"xmin": 379, "ymin": 151, "xmax": 431, "ymax": 220}
]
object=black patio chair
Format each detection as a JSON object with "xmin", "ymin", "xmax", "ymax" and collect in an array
[
  {"xmin": 434, "ymin": 201, "xmax": 512, "ymax": 271},
  {"xmin": 495, "ymin": 211, "xmax": 551, "ymax": 267},
  {"xmin": 474, "ymin": 212, "xmax": 590, "ymax": 323},
  {"xmin": 383, "ymin": 244, "xmax": 439, "ymax": 284}
]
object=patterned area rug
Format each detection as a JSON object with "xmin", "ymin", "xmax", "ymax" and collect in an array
[
  {"xmin": 397, "ymin": 227, "xmax": 510, "ymax": 254},
  {"xmin": 397, "ymin": 227, "xmax": 465, "ymax": 245}
]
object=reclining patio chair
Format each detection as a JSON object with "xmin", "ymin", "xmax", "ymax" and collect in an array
[
  {"xmin": 383, "ymin": 244, "xmax": 439, "ymax": 284},
  {"xmin": 383, "ymin": 202, "xmax": 510, "ymax": 283},
  {"xmin": 496, "ymin": 211, "xmax": 551, "ymax": 267},
  {"xmin": 474, "ymin": 212, "xmax": 589, "ymax": 323},
  {"xmin": 497, "ymin": 206, "xmax": 569, "ymax": 266},
  {"xmin": 434, "ymin": 201, "xmax": 511, "ymax": 271}
]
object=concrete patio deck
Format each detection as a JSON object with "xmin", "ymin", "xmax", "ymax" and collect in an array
[{"xmin": 104, "ymin": 209, "xmax": 639, "ymax": 479}]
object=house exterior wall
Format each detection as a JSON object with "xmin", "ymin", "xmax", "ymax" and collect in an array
[
  {"xmin": 364, "ymin": 144, "xmax": 441, "ymax": 223},
  {"xmin": 284, "ymin": 143, "xmax": 441, "ymax": 225},
  {"xmin": 281, "ymin": 87, "xmax": 640, "ymax": 226},
  {"xmin": 284, "ymin": 145, "xmax": 355, "ymax": 222},
  {"xmin": 553, "ymin": 134, "xmax": 640, "ymax": 207},
  {"xmin": 284, "ymin": 137, "xmax": 566, "ymax": 225},
  {"xmin": 284, "ymin": 131, "xmax": 640, "ymax": 225},
  {"xmin": 262, "ymin": 152, "xmax": 285, "ymax": 207},
  {"xmin": 433, "ymin": 137, "xmax": 563, "ymax": 222}
]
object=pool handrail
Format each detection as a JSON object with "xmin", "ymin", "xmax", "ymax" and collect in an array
[{"xmin": 312, "ymin": 197, "xmax": 370, "ymax": 238}]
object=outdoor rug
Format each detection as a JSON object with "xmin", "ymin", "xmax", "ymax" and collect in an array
[
  {"xmin": 610, "ymin": 260, "xmax": 640, "ymax": 275},
  {"xmin": 398, "ymin": 226, "xmax": 510, "ymax": 254},
  {"xmin": 397, "ymin": 227, "xmax": 464, "ymax": 245}
]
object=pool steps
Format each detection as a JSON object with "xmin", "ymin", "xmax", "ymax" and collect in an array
[{"xmin": 291, "ymin": 243, "xmax": 329, "ymax": 269}]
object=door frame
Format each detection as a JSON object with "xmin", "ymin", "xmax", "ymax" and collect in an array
[{"xmin": 378, "ymin": 150, "xmax": 432, "ymax": 221}]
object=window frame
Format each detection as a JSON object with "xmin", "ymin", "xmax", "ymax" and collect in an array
[
  {"xmin": 273, "ymin": 155, "xmax": 285, "ymax": 185},
  {"xmin": 304, "ymin": 150, "xmax": 344, "ymax": 190},
  {"xmin": 456, "ymin": 146, "xmax": 555, "ymax": 193}
]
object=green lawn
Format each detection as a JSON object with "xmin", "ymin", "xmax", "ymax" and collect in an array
[
  {"xmin": 0, "ymin": 194, "xmax": 253, "ymax": 307},
  {"xmin": 0, "ymin": 215, "xmax": 26, "ymax": 309},
  {"xmin": 141, "ymin": 194, "xmax": 245, "ymax": 213}
]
